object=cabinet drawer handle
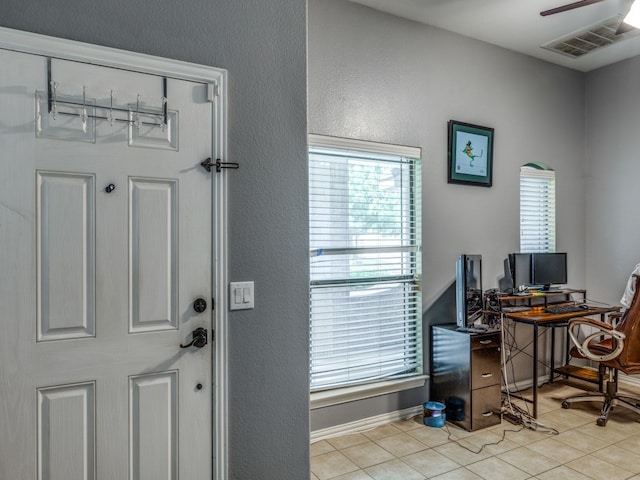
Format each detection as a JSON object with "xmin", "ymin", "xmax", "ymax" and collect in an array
[
  {"xmin": 481, "ymin": 373, "xmax": 493, "ymax": 378},
  {"xmin": 481, "ymin": 411, "xmax": 493, "ymax": 417},
  {"xmin": 479, "ymin": 340, "xmax": 492, "ymax": 345}
]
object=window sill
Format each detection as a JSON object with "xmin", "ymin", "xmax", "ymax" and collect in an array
[{"xmin": 310, "ymin": 375, "xmax": 428, "ymax": 410}]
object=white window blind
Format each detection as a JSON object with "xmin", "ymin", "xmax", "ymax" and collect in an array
[
  {"xmin": 308, "ymin": 135, "xmax": 422, "ymax": 392},
  {"xmin": 520, "ymin": 166, "xmax": 556, "ymax": 253}
]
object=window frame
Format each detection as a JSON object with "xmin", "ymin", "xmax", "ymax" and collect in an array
[{"xmin": 308, "ymin": 134, "xmax": 424, "ymax": 407}]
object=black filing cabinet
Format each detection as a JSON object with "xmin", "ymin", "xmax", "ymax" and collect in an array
[{"xmin": 430, "ymin": 325, "xmax": 501, "ymax": 431}]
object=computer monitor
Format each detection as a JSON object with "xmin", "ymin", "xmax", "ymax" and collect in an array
[
  {"xmin": 456, "ymin": 254, "xmax": 483, "ymax": 328},
  {"xmin": 508, "ymin": 253, "xmax": 532, "ymax": 290},
  {"xmin": 531, "ymin": 252, "xmax": 567, "ymax": 291}
]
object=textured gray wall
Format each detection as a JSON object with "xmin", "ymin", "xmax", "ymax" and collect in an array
[
  {"xmin": 308, "ymin": 0, "xmax": 588, "ymax": 430},
  {"xmin": 1, "ymin": 1, "xmax": 309, "ymax": 479},
  {"xmin": 585, "ymin": 56, "xmax": 640, "ymax": 304}
]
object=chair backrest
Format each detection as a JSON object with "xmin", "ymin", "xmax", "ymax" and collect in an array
[{"xmin": 612, "ymin": 275, "xmax": 640, "ymax": 370}]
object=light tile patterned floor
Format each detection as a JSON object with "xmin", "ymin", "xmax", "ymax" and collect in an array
[{"xmin": 311, "ymin": 381, "xmax": 640, "ymax": 480}]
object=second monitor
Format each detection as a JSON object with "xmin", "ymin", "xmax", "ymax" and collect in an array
[{"xmin": 508, "ymin": 252, "xmax": 568, "ymax": 291}]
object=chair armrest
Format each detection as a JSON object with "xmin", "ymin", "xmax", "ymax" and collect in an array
[
  {"xmin": 607, "ymin": 311, "xmax": 623, "ymax": 327},
  {"xmin": 568, "ymin": 317, "xmax": 614, "ymax": 331},
  {"xmin": 568, "ymin": 317, "xmax": 625, "ymax": 362}
]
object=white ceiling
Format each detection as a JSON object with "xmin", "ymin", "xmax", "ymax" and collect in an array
[{"xmin": 349, "ymin": 0, "xmax": 640, "ymax": 71}]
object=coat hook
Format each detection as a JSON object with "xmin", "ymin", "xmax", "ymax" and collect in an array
[
  {"xmin": 80, "ymin": 86, "xmax": 88, "ymax": 133},
  {"xmin": 50, "ymin": 81, "xmax": 59, "ymax": 120},
  {"xmin": 134, "ymin": 94, "xmax": 142, "ymax": 130},
  {"xmin": 160, "ymin": 96, "xmax": 168, "ymax": 132},
  {"xmin": 108, "ymin": 90, "xmax": 115, "ymax": 127}
]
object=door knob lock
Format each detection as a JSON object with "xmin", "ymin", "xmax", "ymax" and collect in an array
[
  {"xmin": 180, "ymin": 327, "xmax": 208, "ymax": 349},
  {"xmin": 193, "ymin": 298, "xmax": 207, "ymax": 313}
]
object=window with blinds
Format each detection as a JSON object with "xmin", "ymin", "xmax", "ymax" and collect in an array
[
  {"xmin": 520, "ymin": 165, "xmax": 556, "ymax": 253},
  {"xmin": 308, "ymin": 135, "xmax": 422, "ymax": 392}
]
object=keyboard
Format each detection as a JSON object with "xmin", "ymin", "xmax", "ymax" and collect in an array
[{"xmin": 544, "ymin": 304, "xmax": 585, "ymax": 314}]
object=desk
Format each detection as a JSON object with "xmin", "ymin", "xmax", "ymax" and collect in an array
[{"xmin": 502, "ymin": 299, "xmax": 619, "ymax": 418}]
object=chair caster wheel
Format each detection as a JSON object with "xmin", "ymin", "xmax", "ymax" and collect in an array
[
  {"xmin": 596, "ymin": 417, "xmax": 607, "ymax": 427},
  {"xmin": 561, "ymin": 401, "xmax": 569, "ymax": 409}
]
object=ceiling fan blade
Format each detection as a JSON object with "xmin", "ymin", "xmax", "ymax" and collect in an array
[{"xmin": 540, "ymin": 0, "xmax": 606, "ymax": 16}]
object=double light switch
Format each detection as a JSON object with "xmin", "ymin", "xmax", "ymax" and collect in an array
[{"xmin": 229, "ymin": 281, "xmax": 254, "ymax": 310}]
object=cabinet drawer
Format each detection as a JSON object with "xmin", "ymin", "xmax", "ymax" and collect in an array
[
  {"xmin": 471, "ymin": 384, "xmax": 501, "ymax": 430},
  {"xmin": 471, "ymin": 346, "xmax": 500, "ymax": 389},
  {"xmin": 471, "ymin": 332, "xmax": 500, "ymax": 350}
]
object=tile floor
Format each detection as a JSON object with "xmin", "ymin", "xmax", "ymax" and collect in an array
[{"xmin": 311, "ymin": 381, "xmax": 640, "ymax": 480}]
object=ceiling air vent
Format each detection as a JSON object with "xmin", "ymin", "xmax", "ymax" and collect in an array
[{"xmin": 542, "ymin": 16, "xmax": 640, "ymax": 58}]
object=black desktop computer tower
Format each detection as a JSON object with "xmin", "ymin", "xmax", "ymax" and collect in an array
[
  {"xmin": 507, "ymin": 252, "xmax": 532, "ymax": 291},
  {"xmin": 456, "ymin": 254, "xmax": 483, "ymax": 329}
]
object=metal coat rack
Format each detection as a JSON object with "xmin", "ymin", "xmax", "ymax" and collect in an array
[{"xmin": 45, "ymin": 57, "xmax": 170, "ymax": 130}]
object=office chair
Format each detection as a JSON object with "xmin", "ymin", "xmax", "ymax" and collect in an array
[{"xmin": 561, "ymin": 275, "xmax": 640, "ymax": 426}]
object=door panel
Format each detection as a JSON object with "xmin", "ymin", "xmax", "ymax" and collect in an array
[
  {"xmin": 129, "ymin": 177, "xmax": 178, "ymax": 332},
  {"xmin": 129, "ymin": 371, "xmax": 178, "ymax": 480},
  {"xmin": 37, "ymin": 171, "xmax": 96, "ymax": 341},
  {"xmin": 0, "ymin": 49, "xmax": 213, "ymax": 480},
  {"xmin": 37, "ymin": 382, "xmax": 96, "ymax": 480}
]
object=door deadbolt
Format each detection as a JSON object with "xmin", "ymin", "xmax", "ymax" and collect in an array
[
  {"xmin": 180, "ymin": 327, "xmax": 208, "ymax": 349},
  {"xmin": 193, "ymin": 298, "xmax": 207, "ymax": 313}
]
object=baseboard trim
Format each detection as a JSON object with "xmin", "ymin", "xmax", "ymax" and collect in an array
[{"xmin": 310, "ymin": 405, "xmax": 423, "ymax": 443}]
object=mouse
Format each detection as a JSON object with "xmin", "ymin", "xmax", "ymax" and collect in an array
[{"xmin": 579, "ymin": 304, "xmax": 589, "ymax": 310}]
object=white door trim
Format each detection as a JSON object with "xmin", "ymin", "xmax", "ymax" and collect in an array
[{"xmin": 0, "ymin": 26, "xmax": 229, "ymax": 480}]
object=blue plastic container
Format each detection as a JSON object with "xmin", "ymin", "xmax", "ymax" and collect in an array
[{"xmin": 423, "ymin": 401, "xmax": 446, "ymax": 428}]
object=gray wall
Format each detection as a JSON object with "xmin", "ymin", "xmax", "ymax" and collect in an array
[
  {"xmin": 1, "ymin": 1, "xmax": 309, "ymax": 479},
  {"xmin": 585, "ymin": 56, "xmax": 640, "ymax": 304},
  {"xmin": 308, "ymin": 0, "xmax": 587, "ymax": 430}
]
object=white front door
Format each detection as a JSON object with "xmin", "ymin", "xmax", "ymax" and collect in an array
[{"xmin": 0, "ymin": 48, "xmax": 213, "ymax": 479}]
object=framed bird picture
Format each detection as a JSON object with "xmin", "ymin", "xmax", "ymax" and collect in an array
[{"xmin": 447, "ymin": 120, "xmax": 494, "ymax": 187}]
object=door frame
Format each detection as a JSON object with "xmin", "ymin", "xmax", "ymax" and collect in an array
[{"xmin": 0, "ymin": 26, "xmax": 230, "ymax": 480}]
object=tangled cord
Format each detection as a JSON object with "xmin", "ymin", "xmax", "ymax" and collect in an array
[
  {"xmin": 499, "ymin": 318, "xmax": 560, "ymax": 436},
  {"xmin": 443, "ymin": 423, "xmax": 524, "ymax": 454}
]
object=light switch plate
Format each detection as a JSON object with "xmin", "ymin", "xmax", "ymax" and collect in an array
[{"xmin": 229, "ymin": 281, "xmax": 254, "ymax": 310}]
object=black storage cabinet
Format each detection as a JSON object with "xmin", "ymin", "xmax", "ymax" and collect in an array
[{"xmin": 430, "ymin": 325, "xmax": 502, "ymax": 431}]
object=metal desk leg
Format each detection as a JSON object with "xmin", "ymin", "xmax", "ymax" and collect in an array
[
  {"xmin": 550, "ymin": 326, "xmax": 555, "ymax": 383},
  {"xmin": 532, "ymin": 322, "xmax": 538, "ymax": 418}
]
